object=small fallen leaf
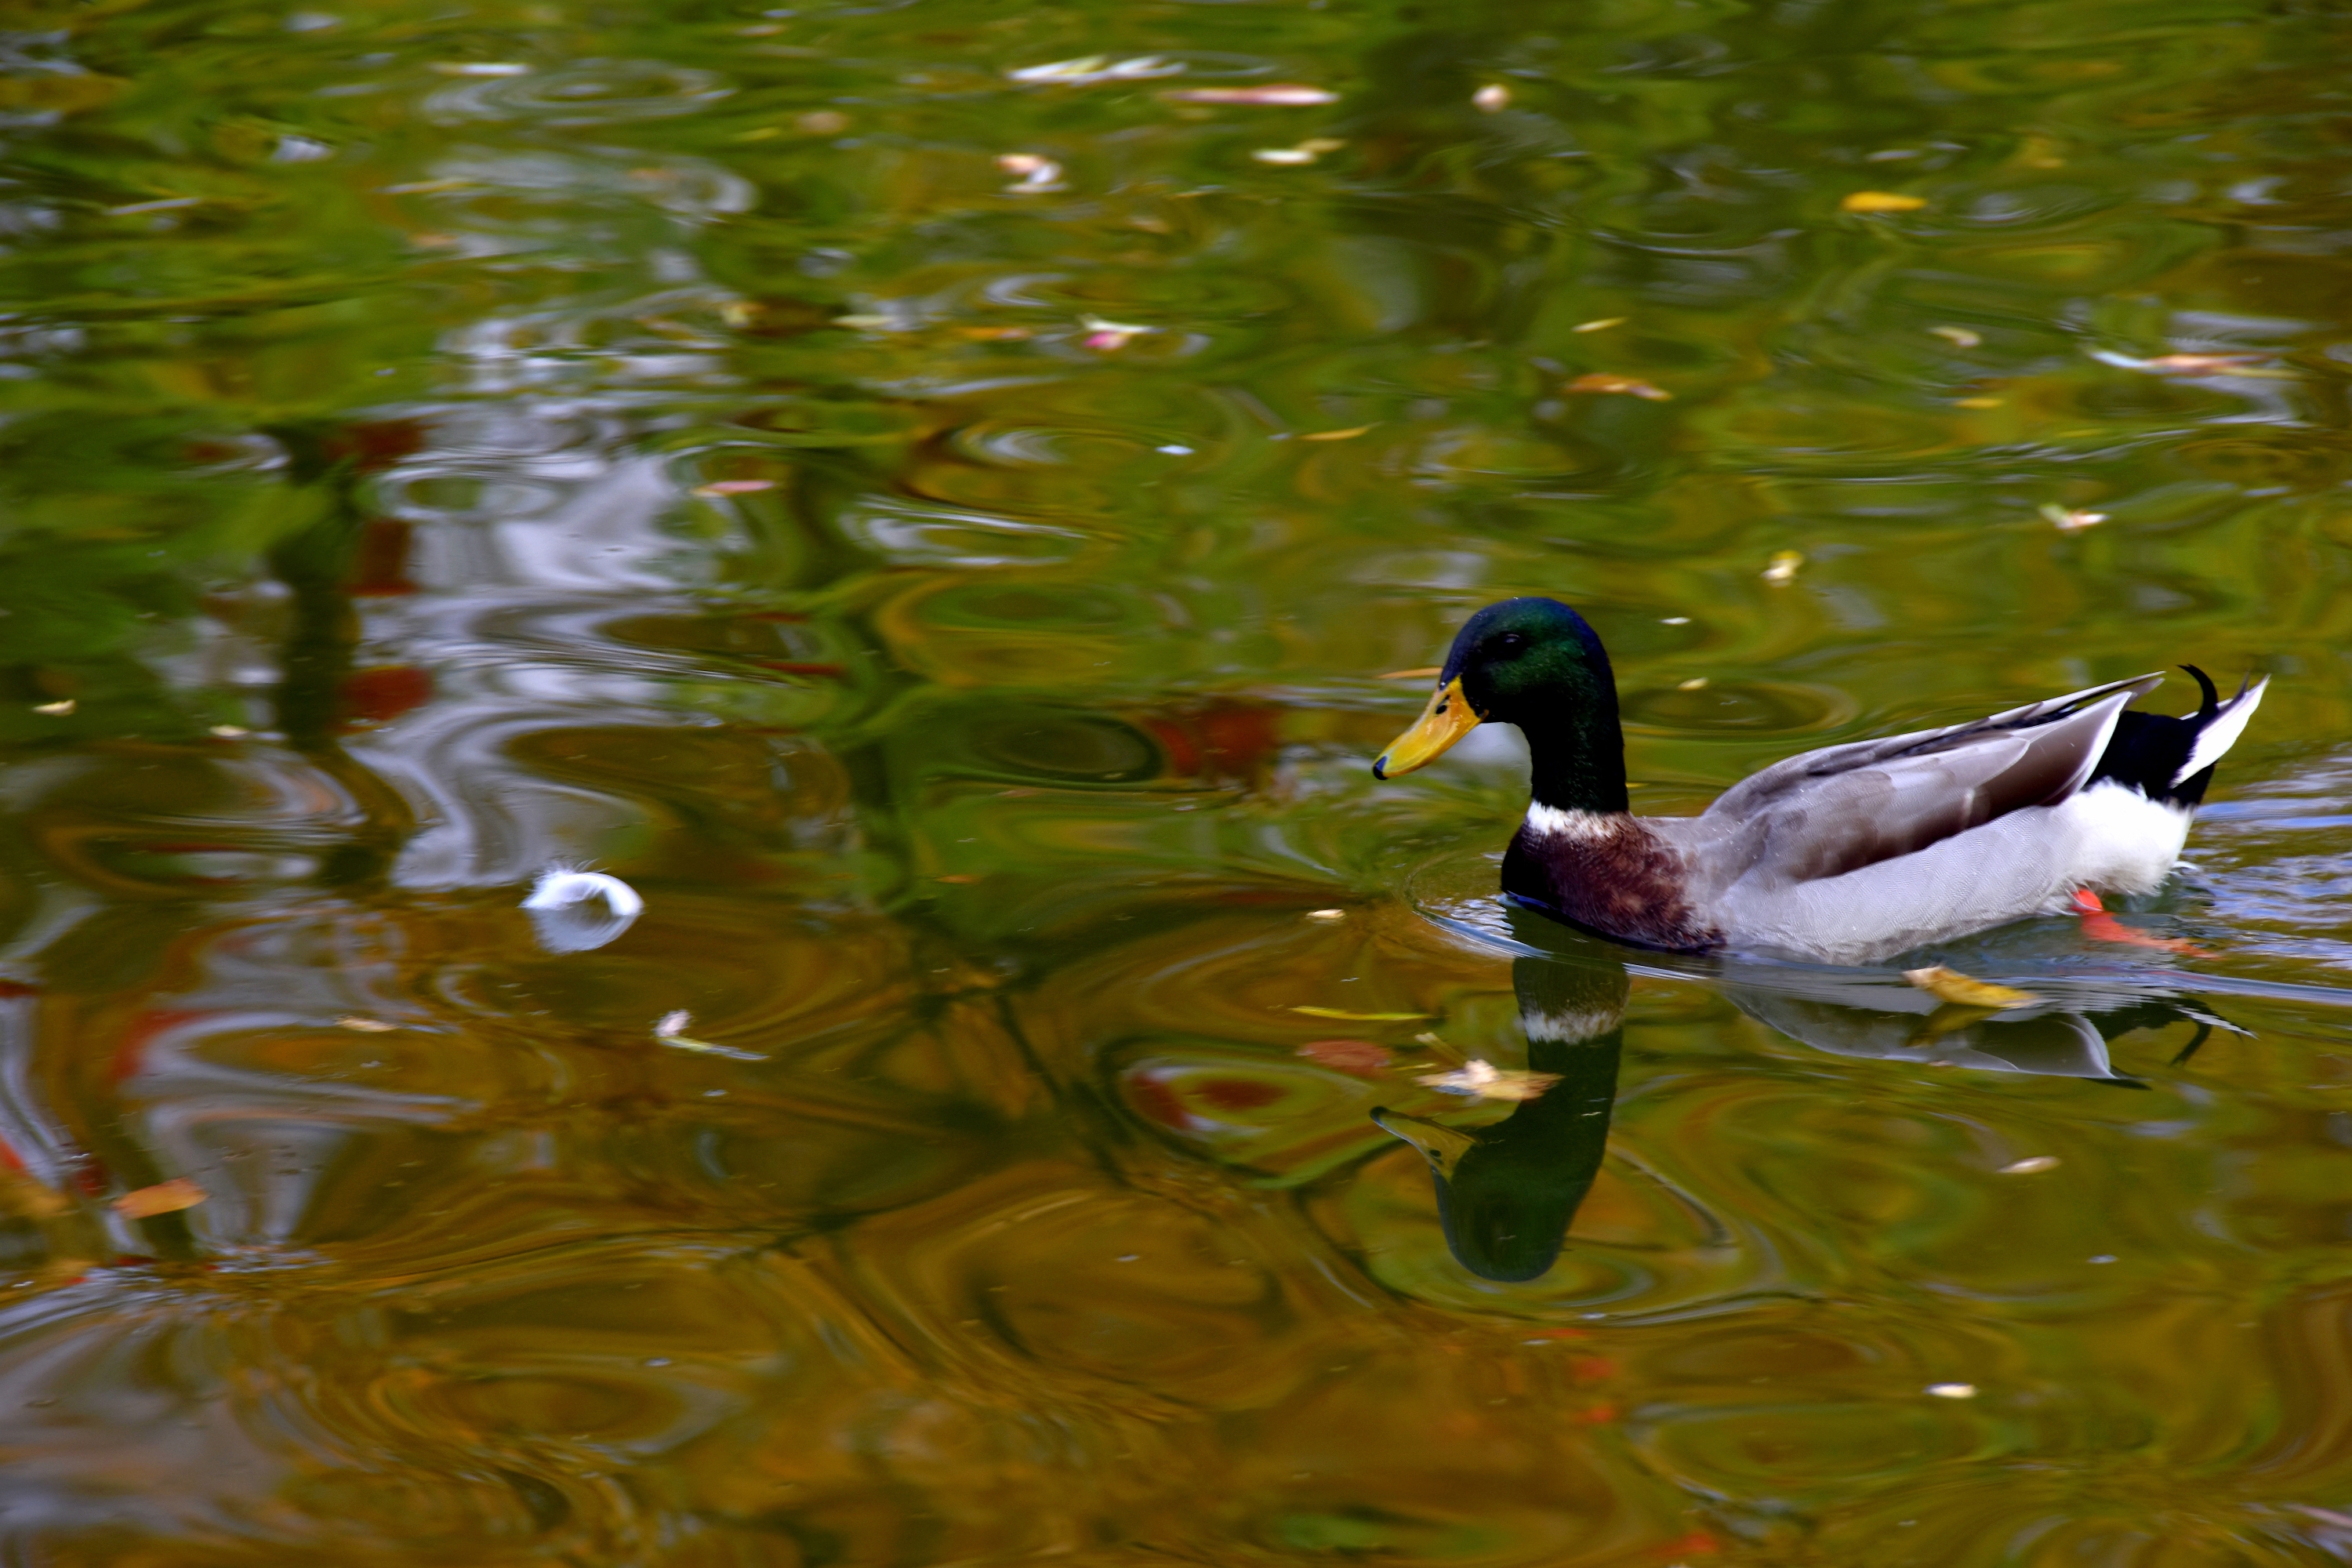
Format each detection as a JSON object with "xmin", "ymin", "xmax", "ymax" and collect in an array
[
  {"xmin": 1762, "ymin": 550, "xmax": 1804, "ymax": 584},
  {"xmin": 2143, "ymin": 353, "xmax": 2263, "ymax": 375},
  {"xmin": 1163, "ymin": 84, "xmax": 1338, "ymax": 106},
  {"xmin": 1305, "ymin": 909, "xmax": 1346, "ymax": 921},
  {"xmin": 1472, "ymin": 83, "xmax": 1511, "ymax": 112},
  {"xmin": 1417, "ymin": 1058, "xmax": 1561, "ymax": 1102},
  {"xmin": 1377, "ymin": 666, "xmax": 1443, "ymax": 681},
  {"xmin": 114, "ymin": 1178, "xmax": 205, "ymax": 1219},
  {"xmin": 336, "ymin": 1017, "xmax": 395, "ymax": 1033},
  {"xmin": 1009, "ymin": 55, "xmax": 1180, "ymax": 86},
  {"xmin": 1299, "ymin": 425, "xmax": 1373, "ymax": 441},
  {"xmin": 1564, "ymin": 372, "xmax": 1670, "ymax": 401},
  {"xmin": 1931, "ymin": 325, "xmax": 1983, "ymax": 347},
  {"xmin": 2089, "ymin": 349, "xmax": 2282, "ymax": 377},
  {"xmin": 1298, "ymin": 1039, "xmax": 1392, "ymax": 1076},
  {"xmin": 1078, "ymin": 314, "xmax": 1154, "ymax": 351},
  {"xmin": 1904, "ymin": 966, "xmax": 2038, "ymax": 1008},
  {"xmin": 1999, "ymin": 1156, "xmax": 2060, "ymax": 1174},
  {"xmin": 1954, "ymin": 396, "xmax": 2005, "ymax": 408},
  {"xmin": 107, "ymin": 196, "xmax": 205, "ymax": 215},
  {"xmin": 958, "ymin": 325, "xmax": 1033, "ymax": 340},
  {"xmin": 693, "ymin": 479, "xmax": 776, "ymax": 497},
  {"xmin": 1926, "ymin": 1382, "xmax": 1976, "ymax": 1399},
  {"xmin": 2040, "ymin": 503, "xmax": 2106, "ymax": 532},
  {"xmin": 997, "ymin": 152, "xmax": 1065, "ymax": 193},
  {"xmin": 31, "ymin": 700, "xmax": 73, "ymax": 716},
  {"xmin": 209, "ymin": 724, "xmax": 249, "ymax": 738},
  {"xmin": 654, "ymin": 1009, "xmax": 766, "ymax": 1060},
  {"xmin": 1571, "ymin": 317, "xmax": 1626, "ymax": 333},
  {"xmin": 834, "ymin": 314, "xmax": 898, "ymax": 330},
  {"xmin": 1290, "ymin": 1006, "xmax": 1428, "ymax": 1021},
  {"xmin": 1252, "ymin": 138, "xmax": 1344, "ymax": 165},
  {"xmin": 1842, "ymin": 190, "xmax": 1928, "ymax": 213},
  {"xmin": 1676, "ymin": 677, "xmax": 1709, "ymax": 691}
]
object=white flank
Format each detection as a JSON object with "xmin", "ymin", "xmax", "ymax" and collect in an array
[
  {"xmin": 2056, "ymin": 780, "xmax": 2193, "ymax": 895},
  {"xmin": 1524, "ymin": 804, "xmax": 1619, "ymax": 840},
  {"xmin": 2176, "ymin": 676, "xmax": 2267, "ymax": 786}
]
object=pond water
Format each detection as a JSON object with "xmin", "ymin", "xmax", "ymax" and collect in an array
[{"xmin": 4, "ymin": 0, "xmax": 2352, "ymax": 1561}]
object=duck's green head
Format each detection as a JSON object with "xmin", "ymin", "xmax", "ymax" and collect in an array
[{"xmin": 1374, "ymin": 597, "xmax": 1615, "ymax": 779}]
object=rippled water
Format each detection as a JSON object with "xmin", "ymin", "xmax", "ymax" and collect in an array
[{"xmin": 5, "ymin": 0, "xmax": 2352, "ymax": 1560}]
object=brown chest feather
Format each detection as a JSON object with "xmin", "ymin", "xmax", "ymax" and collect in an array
[{"xmin": 1504, "ymin": 817, "xmax": 1721, "ymax": 952}]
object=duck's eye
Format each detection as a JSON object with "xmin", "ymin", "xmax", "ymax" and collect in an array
[{"xmin": 1494, "ymin": 633, "xmax": 1526, "ymax": 652}]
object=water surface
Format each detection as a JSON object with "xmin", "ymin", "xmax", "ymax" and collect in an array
[{"xmin": 4, "ymin": 0, "xmax": 2352, "ymax": 1561}]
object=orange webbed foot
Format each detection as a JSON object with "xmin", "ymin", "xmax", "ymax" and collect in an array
[{"xmin": 2071, "ymin": 889, "xmax": 2209, "ymax": 956}]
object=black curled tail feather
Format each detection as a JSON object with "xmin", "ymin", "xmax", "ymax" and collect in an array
[{"xmin": 2183, "ymin": 664, "xmax": 2219, "ymax": 721}]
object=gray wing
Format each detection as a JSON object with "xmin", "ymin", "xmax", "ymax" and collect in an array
[{"xmin": 1698, "ymin": 673, "xmax": 2163, "ymax": 884}]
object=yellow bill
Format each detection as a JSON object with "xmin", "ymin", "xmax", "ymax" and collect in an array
[{"xmin": 1374, "ymin": 677, "xmax": 1482, "ymax": 779}]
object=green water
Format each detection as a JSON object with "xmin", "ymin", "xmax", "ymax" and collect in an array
[{"xmin": 4, "ymin": 0, "xmax": 2352, "ymax": 1560}]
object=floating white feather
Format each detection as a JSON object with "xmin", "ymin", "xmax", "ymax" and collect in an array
[{"xmin": 521, "ymin": 867, "xmax": 643, "ymax": 953}]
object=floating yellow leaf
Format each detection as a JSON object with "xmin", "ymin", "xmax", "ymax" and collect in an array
[
  {"xmin": 1571, "ymin": 317, "xmax": 1626, "ymax": 333},
  {"xmin": 31, "ymin": 700, "xmax": 72, "ymax": 716},
  {"xmin": 1842, "ymin": 191, "xmax": 1928, "ymax": 213},
  {"xmin": 1564, "ymin": 372, "xmax": 1670, "ymax": 401},
  {"xmin": 1299, "ymin": 425, "xmax": 1374, "ymax": 441},
  {"xmin": 693, "ymin": 479, "xmax": 776, "ymax": 497},
  {"xmin": 1904, "ymin": 966, "xmax": 2038, "ymax": 1008},
  {"xmin": 1762, "ymin": 550, "xmax": 1803, "ymax": 584},
  {"xmin": 1954, "ymin": 396, "xmax": 2004, "ymax": 409},
  {"xmin": 1999, "ymin": 1156, "xmax": 2060, "ymax": 1174},
  {"xmin": 115, "ymin": 1178, "xmax": 205, "ymax": 1219},
  {"xmin": 1290, "ymin": 1006, "xmax": 1428, "ymax": 1021},
  {"xmin": 336, "ymin": 1017, "xmax": 395, "ymax": 1033},
  {"xmin": 1417, "ymin": 1058, "xmax": 1561, "ymax": 1102},
  {"xmin": 1676, "ymin": 677, "xmax": 1708, "ymax": 691},
  {"xmin": 1931, "ymin": 325, "xmax": 1983, "ymax": 347}
]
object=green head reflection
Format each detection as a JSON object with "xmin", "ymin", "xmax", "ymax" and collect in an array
[{"xmin": 1374, "ymin": 924, "xmax": 1629, "ymax": 1283}]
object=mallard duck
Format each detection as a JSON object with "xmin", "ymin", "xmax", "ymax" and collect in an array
[{"xmin": 1374, "ymin": 597, "xmax": 2266, "ymax": 966}]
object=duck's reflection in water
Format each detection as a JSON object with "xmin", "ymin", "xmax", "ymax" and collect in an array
[
  {"xmin": 1374, "ymin": 946, "xmax": 1628, "ymax": 1282},
  {"xmin": 1378, "ymin": 909, "xmax": 2247, "ymax": 1281}
]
